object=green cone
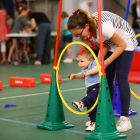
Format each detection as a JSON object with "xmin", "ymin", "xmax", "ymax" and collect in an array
[
  {"xmin": 85, "ymin": 76, "xmax": 127, "ymax": 139},
  {"xmin": 37, "ymin": 71, "xmax": 74, "ymax": 130}
]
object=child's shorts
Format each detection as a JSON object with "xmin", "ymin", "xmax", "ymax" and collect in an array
[{"xmin": 64, "ymin": 34, "xmax": 73, "ymax": 43}]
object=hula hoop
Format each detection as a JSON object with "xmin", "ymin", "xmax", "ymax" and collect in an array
[
  {"xmin": 135, "ymin": 34, "xmax": 140, "ymax": 38},
  {"xmin": 54, "ymin": 41, "xmax": 102, "ymax": 115},
  {"xmin": 129, "ymin": 34, "xmax": 140, "ymax": 100}
]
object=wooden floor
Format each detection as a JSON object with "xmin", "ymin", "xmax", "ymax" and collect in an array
[{"xmin": 0, "ymin": 59, "xmax": 140, "ymax": 140}]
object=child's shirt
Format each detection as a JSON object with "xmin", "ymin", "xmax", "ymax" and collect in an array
[
  {"xmin": 81, "ymin": 60, "xmax": 100, "ymax": 88},
  {"xmin": 63, "ymin": 18, "xmax": 71, "ymax": 36},
  {"xmin": 91, "ymin": 11, "xmax": 138, "ymax": 52}
]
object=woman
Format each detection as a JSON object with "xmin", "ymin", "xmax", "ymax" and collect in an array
[
  {"xmin": 0, "ymin": 2, "xmax": 9, "ymax": 65},
  {"xmin": 27, "ymin": 10, "xmax": 51, "ymax": 65},
  {"xmin": 67, "ymin": 9, "xmax": 138, "ymax": 133}
]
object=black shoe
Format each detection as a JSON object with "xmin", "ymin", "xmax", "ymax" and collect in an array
[
  {"xmin": 1, "ymin": 61, "xmax": 8, "ymax": 65},
  {"xmin": 41, "ymin": 54, "xmax": 50, "ymax": 64}
]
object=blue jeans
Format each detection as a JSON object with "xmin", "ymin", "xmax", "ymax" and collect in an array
[
  {"xmin": 81, "ymin": 83, "xmax": 99, "ymax": 122},
  {"xmin": 37, "ymin": 22, "xmax": 51, "ymax": 61},
  {"xmin": 134, "ymin": 29, "xmax": 140, "ymax": 46}
]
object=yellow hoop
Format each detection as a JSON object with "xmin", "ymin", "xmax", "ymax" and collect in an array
[
  {"xmin": 129, "ymin": 34, "xmax": 140, "ymax": 100},
  {"xmin": 55, "ymin": 41, "xmax": 102, "ymax": 115},
  {"xmin": 135, "ymin": 34, "xmax": 140, "ymax": 38},
  {"xmin": 130, "ymin": 89, "xmax": 140, "ymax": 100}
]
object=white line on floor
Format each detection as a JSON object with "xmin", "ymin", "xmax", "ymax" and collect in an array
[{"xmin": 0, "ymin": 87, "xmax": 85, "ymax": 100}]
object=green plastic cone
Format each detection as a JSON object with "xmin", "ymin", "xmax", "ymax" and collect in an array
[
  {"xmin": 85, "ymin": 76, "xmax": 127, "ymax": 140},
  {"xmin": 37, "ymin": 71, "xmax": 74, "ymax": 130}
]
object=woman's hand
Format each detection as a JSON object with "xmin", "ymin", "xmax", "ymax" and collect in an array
[{"xmin": 137, "ymin": 19, "xmax": 140, "ymax": 23}]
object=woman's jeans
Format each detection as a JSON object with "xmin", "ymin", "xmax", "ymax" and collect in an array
[{"xmin": 37, "ymin": 22, "xmax": 51, "ymax": 61}]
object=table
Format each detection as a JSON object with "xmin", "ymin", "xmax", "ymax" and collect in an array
[
  {"xmin": 6, "ymin": 32, "xmax": 57, "ymax": 64},
  {"xmin": 6, "ymin": 33, "xmax": 37, "ymax": 64}
]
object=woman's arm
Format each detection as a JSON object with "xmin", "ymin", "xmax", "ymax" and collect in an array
[
  {"xmin": 104, "ymin": 32, "xmax": 126, "ymax": 67},
  {"xmin": 31, "ymin": 18, "xmax": 36, "ymax": 29},
  {"xmin": 88, "ymin": 32, "xmax": 126, "ymax": 74},
  {"xmin": 61, "ymin": 23, "xmax": 67, "ymax": 33}
]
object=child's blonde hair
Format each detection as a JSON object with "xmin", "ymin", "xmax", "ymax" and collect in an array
[
  {"xmin": 76, "ymin": 48, "xmax": 94, "ymax": 60},
  {"xmin": 68, "ymin": 8, "xmax": 98, "ymax": 31}
]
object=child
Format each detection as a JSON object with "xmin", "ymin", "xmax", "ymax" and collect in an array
[
  {"xmin": 70, "ymin": 48, "xmax": 100, "ymax": 132},
  {"xmin": 7, "ymin": 8, "xmax": 31, "ymax": 64},
  {"xmin": 68, "ymin": 9, "xmax": 137, "ymax": 132},
  {"xmin": 19, "ymin": 25, "xmax": 31, "ymax": 62},
  {"xmin": 61, "ymin": 11, "xmax": 73, "ymax": 63}
]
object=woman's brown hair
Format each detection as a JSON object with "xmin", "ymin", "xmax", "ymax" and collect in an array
[
  {"xmin": 27, "ymin": 9, "xmax": 35, "ymax": 20},
  {"xmin": 68, "ymin": 8, "xmax": 98, "ymax": 31}
]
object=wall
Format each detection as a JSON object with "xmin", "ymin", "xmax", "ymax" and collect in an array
[{"xmin": 104, "ymin": 0, "xmax": 135, "ymax": 26}]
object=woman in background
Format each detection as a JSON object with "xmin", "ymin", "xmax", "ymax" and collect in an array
[
  {"xmin": 27, "ymin": 10, "xmax": 51, "ymax": 65},
  {"xmin": 0, "ymin": 2, "xmax": 9, "ymax": 65}
]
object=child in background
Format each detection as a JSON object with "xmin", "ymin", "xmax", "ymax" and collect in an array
[
  {"xmin": 7, "ymin": 8, "xmax": 31, "ymax": 64},
  {"xmin": 19, "ymin": 25, "xmax": 31, "ymax": 62},
  {"xmin": 70, "ymin": 48, "xmax": 100, "ymax": 132},
  {"xmin": 6, "ymin": 10, "xmax": 13, "ymax": 30},
  {"xmin": 0, "ymin": 2, "xmax": 9, "ymax": 65},
  {"xmin": 61, "ymin": 11, "xmax": 73, "ymax": 63}
]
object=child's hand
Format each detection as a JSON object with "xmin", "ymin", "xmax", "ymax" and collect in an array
[
  {"xmin": 85, "ymin": 70, "xmax": 90, "ymax": 77},
  {"xmin": 70, "ymin": 74, "xmax": 76, "ymax": 80}
]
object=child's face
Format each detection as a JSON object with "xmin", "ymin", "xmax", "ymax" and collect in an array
[
  {"xmin": 76, "ymin": 55, "xmax": 92, "ymax": 69},
  {"xmin": 70, "ymin": 24, "xmax": 90, "ymax": 41}
]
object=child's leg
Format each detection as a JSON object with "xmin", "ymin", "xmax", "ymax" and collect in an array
[
  {"xmin": 81, "ymin": 84, "xmax": 99, "ymax": 122},
  {"xmin": 1, "ymin": 41, "xmax": 6, "ymax": 62},
  {"xmin": 65, "ymin": 43, "xmax": 72, "ymax": 59},
  {"xmin": 7, "ymin": 38, "xmax": 16, "ymax": 62},
  {"xmin": 19, "ymin": 53, "xmax": 22, "ymax": 60}
]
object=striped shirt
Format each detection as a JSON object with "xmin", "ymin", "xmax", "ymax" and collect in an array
[{"xmin": 92, "ymin": 11, "xmax": 138, "ymax": 52}]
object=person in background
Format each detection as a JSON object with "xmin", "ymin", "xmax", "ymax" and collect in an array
[
  {"xmin": 70, "ymin": 48, "xmax": 100, "ymax": 132},
  {"xmin": 6, "ymin": 10, "xmax": 13, "ymax": 30},
  {"xmin": 21, "ymin": 0, "xmax": 30, "ymax": 11},
  {"xmin": 7, "ymin": 8, "xmax": 31, "ymax": 64},
  {"xmin": 27, "ymin": 10, "xmax": 51, "ymax": 65},
  {"xmin": 19, "ymin": 25, "xmax": 31, "ymax": 63},
  {"xmin": 132, "ymin": 0, "xmax": 140, "ymax": 46},
  {"xmin": 0, "ymin": 2, "xmax": 9, "ymax": 65},
  {"xmin": 61, "ymin": 11, "xmax": 73, "ymax": 63}
]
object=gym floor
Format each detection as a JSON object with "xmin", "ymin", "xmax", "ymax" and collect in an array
[{"xmin": 0, "ymin": 59, "xmax": 140, "ymax": 140}]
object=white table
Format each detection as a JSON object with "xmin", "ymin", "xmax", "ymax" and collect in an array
[
  {"xmin": 6, "ymin": 33, "xmax": 37, "ymax": 64},
  {"xmin": 6, "ymin": 32, "xmax": 57, "ymax": 64}
]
